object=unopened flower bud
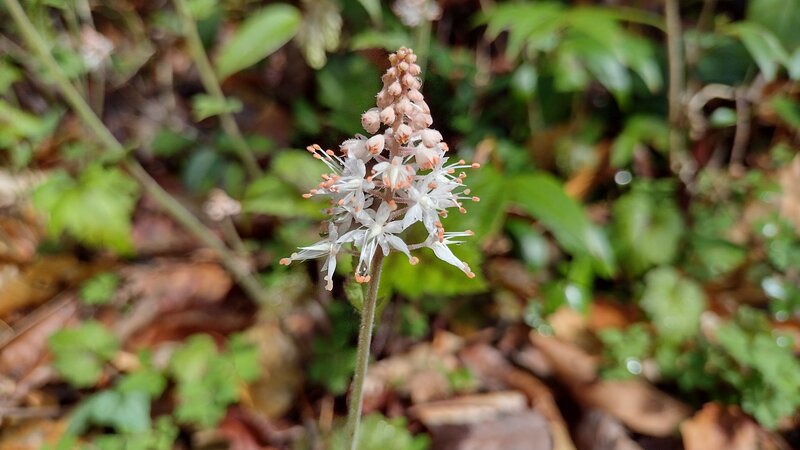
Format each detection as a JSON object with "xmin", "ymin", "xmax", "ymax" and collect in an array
[
  {"xmin": 398, "ymin": 61, "xmax": 409, "ymax": 72},
  {"xmin": 402, "ymin": 74, "xmax": 417, "ymax": 88},
  {"xmin": 388, "ymin": 81, "xmax": 402, "ymax": 96},
  {"xmin": 395, "ymin": 123, "xmax": 412, "ymax": 143},
  {"xmin": 411, "ymin": 112, "xmax": 433, "ymax": 129},
  {"xmin": 408, "ymin": 64, "xmax": 421, "ymax": 76},
  {"xmin": 367, "ymin": 134, "xmax": 385, "ymax": 154},
  {"xmin": 420, "ymin": 129, "xmax": 443, "ymax": 147},
  {"xmin": 361, "ymin": 108, "xmax": 381, "ymax": 134},
  {"xmin": 407, "ymin": 89, "xmax": 423, "ymax": 103},
  {"xmin": 380, "ymin": 106, "xmax": 396, "ymax": 125}
]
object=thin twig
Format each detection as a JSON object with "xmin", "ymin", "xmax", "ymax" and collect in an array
[
  {"xmin": 345, "ymin": 251, "xmax": 385, "ymax": 450},
  {"xmin": 664, "ymin": 0, "xmax": 687, "ymax": 175},
  {"xmin": 3, "ymin": 0, "xmax": 268, "ymax": 305},
  {"xmin": 729, "ymin": 87, "xmax": 751, "ymax": 172},
  {"xmin": 172, "ymin": 0, "xmax": 262, "ymax": 179}
]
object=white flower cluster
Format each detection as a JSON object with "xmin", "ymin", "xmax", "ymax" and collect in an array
[{"xmin": 280, "ymin": 47, "xmax": 479, "ymax": 290}]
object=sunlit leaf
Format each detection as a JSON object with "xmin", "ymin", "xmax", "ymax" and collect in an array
[
  {"xmin": 508, "ymin": 173, "xmax": 616, "ymax": 276},
  {"xmin": 215, "ymin": 4, "xmax": 301, "ymax": 78}
]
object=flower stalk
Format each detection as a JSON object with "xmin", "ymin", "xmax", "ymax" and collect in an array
[
  {"xmin": 344, "ymin": 251, "xmax": 383, "ymax": 450},
  {"xmin": 281, "ymin": 47, "xmax": 479, "ymax": 448}
]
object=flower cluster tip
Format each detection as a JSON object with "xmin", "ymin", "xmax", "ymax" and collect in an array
[{"xmin": 282, "ymin": 47, "xmax": 480, "ymax": 290}]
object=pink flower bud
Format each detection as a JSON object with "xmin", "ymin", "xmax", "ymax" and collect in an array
[
  {"xmin": 402, "ymin": 74, "xmax": 417, "ymax": 88},
  {"xmin": 407, "ymin": 89, "xmax": 423, "ymax": 102},
  {"xmin": 367, "ymin": 134, "xmax": 385, "ymax": 154},
  {"xmin": 361, "ymin": 108, "xmax": 381, "ymax": 134},
  {"xmin": 380, "ymin": 107, "xmax": 395, "ymax": 125},
  {"xmin": 395, "ymin": 123, "xmax": 412, "ymax": 144},
  {"xmin": 408, "ymin": 64, "xmax": 421, "ymax": 76},
  {"xmin": 388, "ymin": 81, "xmax": 402, "ymax": 96},
  {"xmin": 420, "ymin": 129, "xmax": 443, "ymax": 147}
]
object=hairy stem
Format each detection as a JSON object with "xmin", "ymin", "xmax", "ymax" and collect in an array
[
  {"xmin": 173, "ymin": 0, "xmax": 262, "ymax": 179},
  {"xmin": 345, "ymin": 251, "xmax": 385, "ymax": 450},
  {"xmin": 3, "ymin": 0, "xmax": 269, "ymax": 305}
]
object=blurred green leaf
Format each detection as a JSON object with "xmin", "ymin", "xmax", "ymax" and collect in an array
[
  {"xmin": 33, "ymin": 165, "xmax": 139, "ymax": 254},
  {"xmin": 726, "ymin": 22, "xmax": 789, "ymax": 81},
  {"xmin": 747, "ymin": 0, "xmax": 800, "ymax": 50},
  {"xmin": 611, "ymin": 115, "xmax": 669, "ymax": 167},
  {"xmin": 68, "ymin": 390, "xmax": 151, "ymax": 435},
  {"xmin": 79, "ymin": 272, "xmax": 120, "ymax": 305},
  {"xmin": 640, "ymin": 267, "xmax": 706, "ymax": 344},
  {"xmin": 356, "ymin": 0, "xmax": 382, "ymax": 25},
  {"xmin": 612, "ymin": 182, "xmax": 683, "ymax": 275},
  {"xmin": 191, "ymin": 94, "xmax": 242, "ymax": 120},
  {"xmin": 49, "ymin": 321, "xmax": 119, "ymax": 388},
  {"xmin": 242, "ymin": 175, "xmax": 325, "ymax": 219},
  {"xmin": 215, "ymin": 4, "xmax": 301, "ymax": 78},
  {"xmin": 771, "ymin": 95, "xmax": 800, "ymax": 130},
  {"xmin": 709, "ymin": 107, "xmax": 738, "ymax": 128},
  {"xmin": 330, "ymin": 413, "xmax": 430, "ymax": 450},
  {"xmin": 508, "ymin": 173, "xmax": 616, "ymax": 276}
]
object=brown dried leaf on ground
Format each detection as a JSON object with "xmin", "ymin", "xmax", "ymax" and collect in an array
[
  {"xmin": 243, "ymin": 319, "xmax": 301, "ymax": 420},
  {"xmin": 460, "ymin": 343, "xmax": 576, "ymax": 450},
  {"xmin": 0, "ymin": 296, "xmax": 78, "ymax": 382},
  {"xmin": 575, "ymin": 410, "xmax": 643, "ymax": 450},
  {"xmin": 412, "ymin": 391, "xmax": 553, "ymax": 450},
  {"xmin": 363, "ymin": 331, "xmax": 464, "ymax": 409},
  {"xmin": 0, "ymin": 255, "xmax": 91, "ymax": 317},
  {"xmin": 0, "ymin": 206, "xmax": 42, "ymax": 265},
  {"xmin": 681, "ymin": 403, "xmax": 790, "ymax": 450},
  {"xmin": 115, "ymin": 260, "xmax": 233, "ymax": 342},
  {"xmin": 531, "ymin": 333, "xmax": 690, "ymax": 437},
  {"xmin": 486, "ymin": 258, "xmax": 538, "ymax": 299},
  {"xmin": 0, "ymin": 418, "xmax": 68, "ymax": 450}
]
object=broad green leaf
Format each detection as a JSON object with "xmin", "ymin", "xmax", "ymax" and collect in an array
[
  {"xmin": 747, "ymin": 0, "xmax": 800, "ymax": 50},
  {"xmin": 612, "ymin": 182, "xmax": 683, "ymax": 275},
  {"xmin": 33, "ymin": 165, "xmax": 139, "ymax": 253},
  {"xmin": 68, "ymin": 390, "xmax": 152, "ymax": 435},
  {"xmin": 48, "ymin": 321, "xmax": 119, "ymax": 388},
  {"xmin": 191, "ymin": 94, "xmax": 242, "ymax": 120},
  {"xmin": 727, "ymin": 22, "xmax": 789, "ymax": 81},
  {"xmin": 215, "ymin": 4, "xmax": 301, "ymax": 78},
  {"xmin": 350, "ymin": 30, "xmax": 411, "ymax": 51},
  {"xmin": 508, "ymin": 173, "xmax": 616, "ymax": 276},
  {"xmin": 640, "ymin": 267, "xmax": 706, "ymax": 344},
  {"xmin": 357, "ymin": 0, "xmax": 382, "ymax": 25},
  {"xmin": 242, "ymin": 175, "xmax": 325, "ymax": 219}
]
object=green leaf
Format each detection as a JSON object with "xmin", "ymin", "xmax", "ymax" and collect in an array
[
  {"xmin": 747, "ymin": 0, "xmax": 800, "ymax": 50},
  {"xmin": 709, "ymin": 107, "xmax": 738, "ymax": 128},
  {"xmin": 79, "ymin": 272, "xmax": 120, "ymax": 305},
  {"xmin": 356, "ymin": 0, "xmax": 382, "ymax": 25},
  {"xmin": 727, "ymin": 22, "xmax": 789, "ymax": 81},
  {"xmin": 611, "ymin": 115, "xmax": 669, "ymax": 167},
  {"xmin": 242, "ymin": 175, "xmax": 325, "ymax": 219},
  {"xmin": 771, "ymin": 95, "xmax": 800, "ymax": 130},
  {"xmin": 215, "ymin": 4, "xmax": 301, "ymax": 78},
  {"xmin": 640, "ymin": 267, "xmax": 706, "ymax": 344},
  {"xmin": 32, "ymin": 165, "xmax": 139, "ymax": 253},
  {"xmin": 68, "ymin": 390, "xmax": 152, "ymax": 436},
  {"xmin": 612, "ymin": 182, "xmax": 684, "ymax": 275},
  {"xmin": 49, "ymin": 321, "xmax": 119, "ymax": 388},
  {"xmin": 191, "ymin": 94, "xmax": 242, "ymax": 121},
  {"xmin": 508, "ymin": 173, "xmax": 616, "ymax": 276},
  {"xmin": 330, "ymin": 413, "xmax": 430, "ymax": 450}
]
